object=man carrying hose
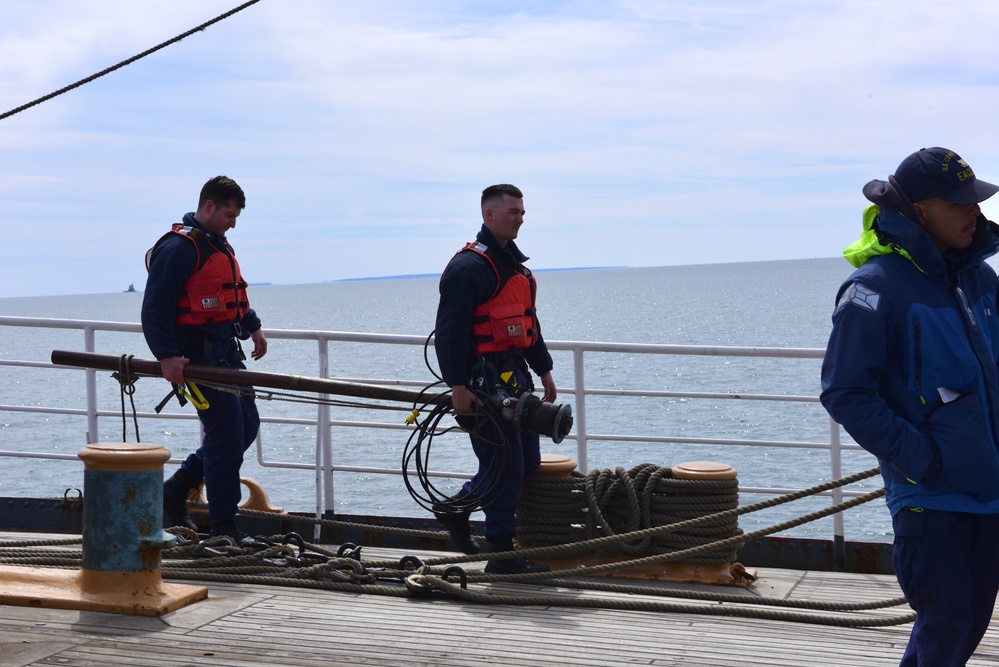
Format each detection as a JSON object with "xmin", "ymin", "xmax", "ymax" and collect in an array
[{"xmin": 433, "ymin": 183, "xmax": 557, "ymax": 574}]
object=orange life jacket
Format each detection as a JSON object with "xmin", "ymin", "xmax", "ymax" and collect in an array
[
  {"xmin": 463, "ymin": 241, "xmax": 539, "ymax": 354},
  {"xmin": 146, "ymin": 224, "xmax": 249, "ymax": 327}
]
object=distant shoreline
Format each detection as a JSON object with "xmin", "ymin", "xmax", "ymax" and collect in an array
[
  {"xmin": 332, "ymin": 266, "xmax": 625, "ymax": 282},
  {"xmin": 2, "ymin": 259, "xmax": 850, "ymax": 299}
]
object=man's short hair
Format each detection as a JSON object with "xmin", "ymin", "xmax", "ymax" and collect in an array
[
  {"xmin": 481, "ymin": 184, "xmax": 523, "ymax": 210},
  {"xmin": 199, "ymin": 176, "xmax": 246, "ymax": 210}
]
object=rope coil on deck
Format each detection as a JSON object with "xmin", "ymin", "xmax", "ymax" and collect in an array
[{"xmin": 517, "ymin": 463, "xmax": 742, "ymax": 563}]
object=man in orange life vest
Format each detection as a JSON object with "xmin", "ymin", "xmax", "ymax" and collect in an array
[
  {"xmin": 141, "ymin": 175, "xmax": 268, "ymax": 541},
  {"xmin": 433, "ymin": 183, "xmax": 557, "ymax": 574}
]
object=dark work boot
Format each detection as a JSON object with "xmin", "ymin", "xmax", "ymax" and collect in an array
[
  {"xmin": 163, "ymin": 471, "xmax": 200, "ymax": 531},
  {"xmin": 484, "ymin": 537, "xmax": 550, "ymax": 574},
  {"xmin": 209, "ymin": 519, "xmax": 252, "ymax": 545},
  {"xmin": 432, "ymin": 500, "xmax": 480, "ymax": 555}
]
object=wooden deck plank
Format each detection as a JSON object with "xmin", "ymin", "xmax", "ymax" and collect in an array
[{"xmin": 3, "ymin": 546, "xmax": 999, "ymax": 667}]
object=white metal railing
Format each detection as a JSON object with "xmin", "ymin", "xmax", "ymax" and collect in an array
[{"xmin": 0, "ymin": 315, "xmax": 872, "ymax": 545}]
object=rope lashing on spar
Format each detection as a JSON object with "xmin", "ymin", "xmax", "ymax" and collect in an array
[{"xmin": 110, "ymin": 354, "xmax": 142, "ymax": 442}]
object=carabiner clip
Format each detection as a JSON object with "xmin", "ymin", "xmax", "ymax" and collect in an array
[{"xmin": 179, "ymin": 380, "xmax": 210, "ymax": 410}]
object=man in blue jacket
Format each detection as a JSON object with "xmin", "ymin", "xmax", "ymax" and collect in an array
[
  {"xmin": 142, "ymin": 175, "xmax": 268, "ymax": 541},
  {"xmin": 434, "ymin": 183, "xmax": 557, "ymax": 574},
  {"xmin": 821, "ymin": 148, "xmax": 999, "ymax": 666}
]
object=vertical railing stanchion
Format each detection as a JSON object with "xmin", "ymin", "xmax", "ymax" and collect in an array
[
  {"xmin": 829, "ymin": 416, "xmax": 847, "ymax": 570},
  {"xmin": 572, "ymin": 347, "xmax": 588, "ymax": 473},
  {"xmin": 84, "ymin": 326, "xmax": 99, "ymax": 444},
  {"xmin": 316, "ymin": 337, "xmax": 333, "ymax": 542}
]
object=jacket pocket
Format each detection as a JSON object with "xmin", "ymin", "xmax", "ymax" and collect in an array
[{"xmin": 922, "ymin": 390, "xmax": 999, "ymax": 501}]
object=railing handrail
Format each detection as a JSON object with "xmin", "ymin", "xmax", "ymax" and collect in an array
[{"xmin": 0, "ymin": 314, "xmax": 865, "ymax": 546}]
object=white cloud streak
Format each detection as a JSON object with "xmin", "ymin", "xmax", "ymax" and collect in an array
[{"xmin": 3, "ymin": 0, "xmax": 999, "ymax": 297}]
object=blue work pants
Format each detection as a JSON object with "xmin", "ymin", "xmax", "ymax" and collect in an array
[
  {"xmin": 177, "ymin": 382, "xmax": 260, "ymax": 525},
  {"xmin": 462, "ymin": 417, "xmax": 541, "ymax": 542},
  {"xmin": 892, "ymin": 508, "xmax": 999, "ymax": 666}
]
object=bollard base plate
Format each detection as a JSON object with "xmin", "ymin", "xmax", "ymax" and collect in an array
[
  {"xmin": 525, "ymin": 553, "xmax": 758, "ymax": 587},
  {"xmin": 0, "ymin": 565, "xmax": 207, "ymax": 616}
]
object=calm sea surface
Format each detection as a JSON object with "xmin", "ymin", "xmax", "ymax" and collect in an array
[{"xmin": 0, "ymin": 258, "xmax": 900, "ymax": 542}]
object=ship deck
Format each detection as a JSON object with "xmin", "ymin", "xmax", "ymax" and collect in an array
[{"xmin": 3, "ymin": 539, "xmax": 999, "ymax": 667}]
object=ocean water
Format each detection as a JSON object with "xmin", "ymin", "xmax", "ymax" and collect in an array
[{"xmin": 0, "ymin": 258, "xmax": 893, "ymax": 541}]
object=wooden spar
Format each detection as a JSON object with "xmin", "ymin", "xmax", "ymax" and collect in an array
[{"xmin": 50, "ymin": 350, "xmax": 447, "ymax": 406}]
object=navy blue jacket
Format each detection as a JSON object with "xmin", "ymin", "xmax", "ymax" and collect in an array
[
  {"xmin": 821, "ymin": 195, "xmax": 999, "ymax": 515},
  {"xmin": 435, "ymin": 224, "xmax": 554, "ymax": 388},
  {"xmin": 141, "ymin": 213, "xmax": 262, "ymax": 362}
]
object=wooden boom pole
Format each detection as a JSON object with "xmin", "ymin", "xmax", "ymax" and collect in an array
[{"xmin": 50, "ymin": 350, "xmax": 446, "ymax": 406}]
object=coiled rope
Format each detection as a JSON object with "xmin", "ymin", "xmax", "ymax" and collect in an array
[{"xmin": 518, "ymin": 463, "xmax": 742, "ymax": 564}]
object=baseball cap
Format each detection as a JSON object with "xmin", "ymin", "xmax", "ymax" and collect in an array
[{"xmin": 893, "ymin": 147, "xmax": 999, "ymax": 204}]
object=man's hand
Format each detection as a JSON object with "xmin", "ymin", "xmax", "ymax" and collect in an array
[
  {"xmin": 250, "ymin": 329, "xmax": 268, "ymax": 360},
  {"xmin": 539, "ymin": 371, "xmax": 557, "ymax": 403},
  {"xmin": 450, "ymin": 384, "xmax": 482, "ymax": 414},
  {"xmin": 160, "ymin": 356, "xmax": 189, "ymax": 384}
]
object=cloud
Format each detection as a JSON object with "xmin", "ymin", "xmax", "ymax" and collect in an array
[{"xmin": 3, "ymin": 0, "xmax": 999, "ymax": 297}]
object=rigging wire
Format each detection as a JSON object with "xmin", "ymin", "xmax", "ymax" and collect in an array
[
  {"xmin": 0, "ymin": 0, "xmax": 264, "ymax": 121},
  {"xmin": 401, "ymin": 331, "xmax": 509, "ymax": 514}
]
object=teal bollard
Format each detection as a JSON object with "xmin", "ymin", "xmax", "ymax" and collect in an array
[
  {"xmin": 0, "ymin": 442, "xmax": 205, "ymax": 616},
  {"xmin": 79, "ymin": 443, "xmax": 177, "ymax": 572}
]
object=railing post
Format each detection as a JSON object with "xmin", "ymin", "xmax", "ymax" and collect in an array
[
  {"xmin": 829, "ymin": 416, "xmax": 847, "ymax": 570},
  {"xmin": 316, "ymin": 337, "xmax": 333, "ymax": 543},
  {"xmin": 84, "ymin": 326, "xmax": 98, "ymax": 444},
  {"xmin": 571, "ymin": 346, "xmax": 588, "ymax": 473}
]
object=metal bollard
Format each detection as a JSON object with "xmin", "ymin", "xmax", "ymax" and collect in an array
[
  {"xmin": 79, "ymin": 442, "xmax": 177, "ymax": 576},
  {"xmin": 0, "ymin": 443, "xmax": 207, "ymax": 616}
]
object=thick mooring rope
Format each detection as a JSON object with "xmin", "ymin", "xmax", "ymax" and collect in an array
[
  {"xmin": 0, "ymin": 524, "xmax": 914, "ymax": 628},
  {"xmin": 518, "ymin": 463, "xmax": 741, "ymax": 563},
  {"xmin": 0, "ymin": 466, "xmax": 914, "ymax": 626}
]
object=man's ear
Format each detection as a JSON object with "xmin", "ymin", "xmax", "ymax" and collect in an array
[{"xmin": 912, "ymin": 202, "xmax": 925, "ymax": 225}]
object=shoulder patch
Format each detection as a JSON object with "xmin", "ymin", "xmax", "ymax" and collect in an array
[{"xmin": 837, "ymin": 283, "xmax": 881, "ymax": 312}]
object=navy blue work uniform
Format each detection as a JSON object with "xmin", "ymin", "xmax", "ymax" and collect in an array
[
  {"xmin": 435, "ymin": 224, "xmax": 554, "ymax": 543},
  {"xmin": 142, "ymin": 213, "xmax": 262, "ymax": 528},
  {"xmin": 821, "ymin": 166, "xmax": 999, "ymax": 665}
]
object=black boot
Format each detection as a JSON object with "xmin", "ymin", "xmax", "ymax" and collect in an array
[
  {"xmin": 484, "ymin": 536, "xmax": 550, "ymax": 574},
  {"xmin": 432, "ymin": 499, "xmax": 480, "ymax": 555},
  {"xmin": 163, "ymin": 470, "xmax": 200, "ymax": 531},
  {"xmin": 209, "ymin": 519, "xmax": 252, "ymax": 544}
]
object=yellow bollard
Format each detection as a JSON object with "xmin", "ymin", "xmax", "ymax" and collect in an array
[{"xmin": 537, "ymin": 452, "xmax": 578, "ymax": 477}]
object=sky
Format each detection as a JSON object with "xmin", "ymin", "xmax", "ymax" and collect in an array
[{"xmin": 5, "ymin": 0, "xmax": 999, "ymax": 298}]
